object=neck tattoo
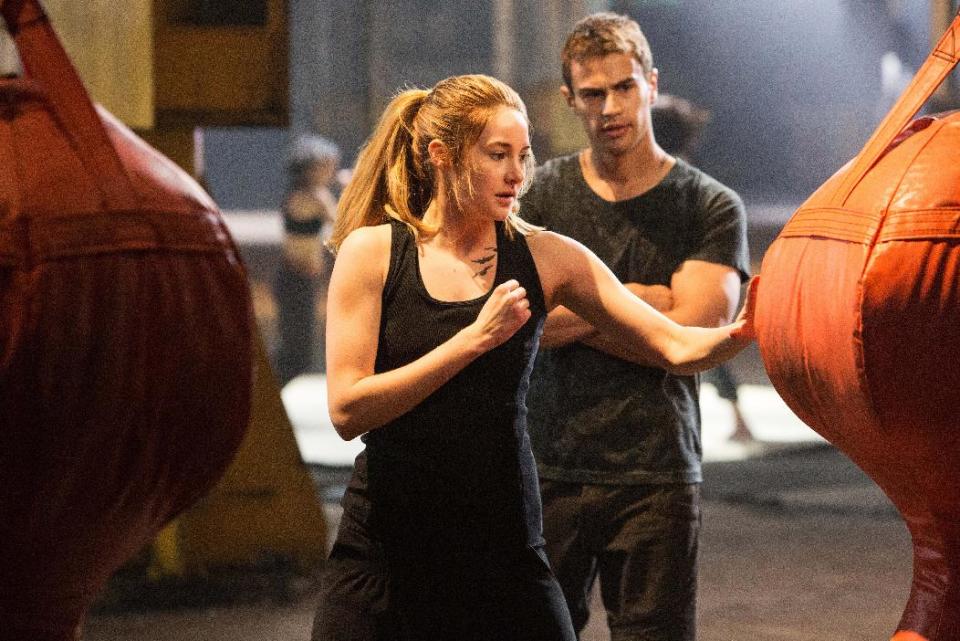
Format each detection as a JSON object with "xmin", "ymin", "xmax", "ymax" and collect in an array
[{"xmin": 472, "ymin": 246, "xmax": 497, "ymax": 278}]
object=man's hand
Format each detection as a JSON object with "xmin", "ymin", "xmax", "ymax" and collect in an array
[
  {"xmin": 624, "ymin": 283, "xmax": 673, "ymax": 312},
  {"xmin": 576, "ymin": 262, "xmax": 742, "ymax": 364},
  {"xmin": 576, "ymin": 280, "xmax": 666, "ymax": 363}
]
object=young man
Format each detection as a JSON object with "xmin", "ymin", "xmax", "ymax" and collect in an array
[{"xmin": 522, "ymin": 13, "xmax": 750, "ymax": 641}]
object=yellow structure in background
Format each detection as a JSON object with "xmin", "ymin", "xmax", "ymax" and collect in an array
[
  {"xmin": 40, "ymin": 0, "xmax": 288, "ymax": 171},
  {"xmin": 149, "ymin": 335, "xmax": 328, "ymax": 578},
  {"xmin": 43, "ymin": 0, "xmax": 154, "ymax": 129},
  {"xmin": 153, "ymin": 0, "xmax": 288, "ymax": 126}
]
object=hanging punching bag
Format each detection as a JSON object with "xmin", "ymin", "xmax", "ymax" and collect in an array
[
  {"xmin": 755, "ymin": 13, "xmax": 960, "ymax": 641},
  {"xmin": 0, "ymin": 2, "xmax": 254, "ymax": 640}
]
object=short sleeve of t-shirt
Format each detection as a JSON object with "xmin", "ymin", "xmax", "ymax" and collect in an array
[{"xmin": 685, "ymin": 170, "xmax": 750, "ymax": 282}]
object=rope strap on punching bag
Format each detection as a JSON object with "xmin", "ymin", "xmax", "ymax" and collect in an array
[
  {"xmin": 0, "ymin": 0, "xmax": 136, "ymax": 211},
  {"xmin": 832, "ymin": 11, "xmax": 960, "ymax": 207}
]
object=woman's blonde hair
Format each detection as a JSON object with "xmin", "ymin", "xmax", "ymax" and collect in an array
[{"xmin": 330, "ymin": 74, "xmax": 538, "ymax": 252}]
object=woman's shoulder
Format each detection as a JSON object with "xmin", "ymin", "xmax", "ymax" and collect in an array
[
  {"xmin": 340, "ymin": 223, "xmax": 393, "ymax": 255},
  {"xmin": 527, "ymin": 228, "xmax": 604, "ymax": 279},
  {"xmin": 525, "ymin": 228, "xmax": 585, "ymax": 258},
  {"xmin": 524, "ymin": 229, "xmax": 590, "ymax": 296},
  {"xmin": 335, "ymin": 224, "xmax": 394, "ymax": 287},
  {"xmin": 348, "ymin": 221, "xmax": 393, "ymax": 238}
]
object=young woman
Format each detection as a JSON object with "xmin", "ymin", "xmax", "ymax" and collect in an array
[{"xmin": 312, "ymin": 74, "xmax": 754, "ymax": 641}]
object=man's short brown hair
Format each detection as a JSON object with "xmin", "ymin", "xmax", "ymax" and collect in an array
[{"xmin": 561, "ymin": 12, "xmax": 654, "ymax": 90}]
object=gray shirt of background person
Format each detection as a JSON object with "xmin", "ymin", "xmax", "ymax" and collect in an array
[{"xmin": 523, "ymin": 154, "xmax": 750, "ymax": 485}]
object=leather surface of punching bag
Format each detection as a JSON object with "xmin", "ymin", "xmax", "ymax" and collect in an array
[
  {"xmin": 0, "ymin": 2, "xmax": 254, "ymax": 639},
  {"xmin": 755, "ymin": 13, "xmax": 960, "ymax": 641}
]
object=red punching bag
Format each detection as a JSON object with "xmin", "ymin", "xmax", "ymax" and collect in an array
[
  {"xmin": 0, "ymin": 2, "xmax": 253, "ymax": 640},
  {"xmin": 755, "ymin": 13, "xmax": 960, "ymax": 641}
]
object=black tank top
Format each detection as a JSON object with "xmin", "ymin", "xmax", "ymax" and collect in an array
[
  {"xmin": 358, "ymin": 219, "xmax": 547, "ymax": 548},
  {"xmin": 281, "ymin": 201, "xmax": 323, "ymax": 235}
]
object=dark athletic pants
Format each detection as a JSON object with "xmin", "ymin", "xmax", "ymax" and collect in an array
[
  {"xmin": 313, "ymin": 465, "xmax": 576, "ymax": 641},
  {"xmin": 539, "ymin": 480, "xmax": 701, "ymax": 641}
]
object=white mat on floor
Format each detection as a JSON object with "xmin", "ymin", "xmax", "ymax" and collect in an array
[{"xmin": 281, "ymin": 375, "xmax": 823, "ymax": 468}]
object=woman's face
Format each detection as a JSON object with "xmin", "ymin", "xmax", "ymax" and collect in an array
[{"xmin": 457, "ymin": 106, "xmax": 531, "ymax": 222}]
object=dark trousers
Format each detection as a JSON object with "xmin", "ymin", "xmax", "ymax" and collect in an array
[
  {"xmin": 274, "ymin": 261, "xmax": 319, "ymax": 386},
  {"xmin": 539, "ymin": 480, "xmax": 701, "ymax": 641},
  {"xmin": 703, "ymin": 365, "xmax": 739, "ymax": 401}
]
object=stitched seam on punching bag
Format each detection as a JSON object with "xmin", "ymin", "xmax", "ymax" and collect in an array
[
  {"xmin": 11, "ymin": 1, "xmax": 140, "ymax": 211},
  {"xmin": 932, "ymin": 51, "xmax": 954, "ymax": 64},
  {"xmin": 45, "ymin": 106, "xmax": 118, "ymax": 212},
  {"xmin": 0, "ymin": 209, "xmax": 232, "ymax": 267},
  {"xmin": 778, "ymin": 207, "xmax": 880, "ymax": 243},
  {"xmin": 0, "ymin": 115, "xmax": 25, "ymax": 267},
  {"xmin": 859, "ymin": 119, "xmax": 947, "ymax": 278},
  {"xmin": 851, "ymin": 122, "xmax": 945, "ymax": 429}
]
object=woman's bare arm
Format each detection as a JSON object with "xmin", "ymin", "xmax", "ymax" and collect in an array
[{"xmin": 527, "ymin": 231, "xmax": 753, "ymax": 374}]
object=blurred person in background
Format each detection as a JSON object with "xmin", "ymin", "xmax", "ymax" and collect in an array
[{"xmin": 273, "ymin": 134, "xmax": 340, "ymax": 386}]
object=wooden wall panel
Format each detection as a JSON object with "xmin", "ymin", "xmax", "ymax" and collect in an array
[
  {"xmin": 153, "ymin": 0, "xmax": 287, "ymax": 125},
  {"xmin": 43, "ymin": 0, "xmax": 154, "ymax": 129}
]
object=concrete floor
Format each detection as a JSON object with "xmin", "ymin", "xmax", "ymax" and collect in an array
[{"xmin": 83, "ymin": 444, "xmax": 913, "ymax": 641}]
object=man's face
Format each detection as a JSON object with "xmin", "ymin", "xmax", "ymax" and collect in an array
[{"xmin": 563, "ymin": 52, "xmax": 658, "ymax": 157}]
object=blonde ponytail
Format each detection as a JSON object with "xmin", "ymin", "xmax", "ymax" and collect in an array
[{"xmin": 330, "ymin": 89, "xmax": 434, "ymax": 251}]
